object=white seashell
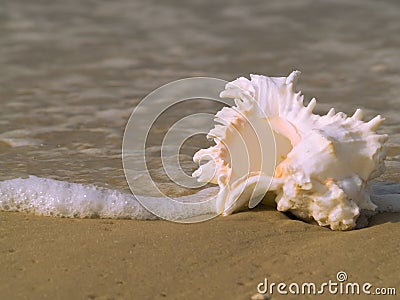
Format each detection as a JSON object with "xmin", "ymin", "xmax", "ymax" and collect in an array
[{"xmin": 193, "ymin": 71, "xmax": 388, "ymax": 230}]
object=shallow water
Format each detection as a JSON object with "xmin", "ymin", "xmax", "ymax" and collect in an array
[{"xmin": 0, "ymin": 0, "xmax": 399, "ymax": 218}]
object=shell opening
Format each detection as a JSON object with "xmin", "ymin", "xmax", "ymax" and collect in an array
[
  {"xmin": 268, "ymin": 117, "xmax": 299, "ymax": 171},
  {"xmin": 223, "ymin": 115, "xmax": 276, "ymax": 183}
]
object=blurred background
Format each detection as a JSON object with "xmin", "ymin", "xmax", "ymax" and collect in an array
[{"xmin": 0, "ymin": 0, "xmax": 399, "ymax": 189}]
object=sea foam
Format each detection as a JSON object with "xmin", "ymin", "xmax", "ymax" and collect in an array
[
  {"xmin": 0, "ymin": 176, "xmax": 218, "ymax": 220},
  {"xmin": 0, "ymin": 176, "xmax": 398, "ymax": 220}
]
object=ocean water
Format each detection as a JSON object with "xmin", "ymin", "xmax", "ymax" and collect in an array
[{"xmin": 0, "ymin": 0, "xmax": 399, "ymax": 220}]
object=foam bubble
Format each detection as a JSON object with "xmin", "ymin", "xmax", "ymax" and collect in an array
[
  {"xmin": 371, "ymin": 182, "xmax": 400, "ymax": 213},
  {"xmin": 0, "ymin": 176, "xmax": 218, "ymax": 220},
  {"xmin": 0, "ymin": 176, "xmax": 398, "ymax": 221}
]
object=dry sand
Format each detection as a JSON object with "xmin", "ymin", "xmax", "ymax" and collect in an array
[{"xmin": 1, "ymin": 208, "xmax": 399, "ymax": 300}]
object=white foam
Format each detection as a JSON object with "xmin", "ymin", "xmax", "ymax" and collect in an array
[
  {"xmin": 0, "ymin": 176, "xmax": 398, "ymax": 220},
  {"xmin": 371, "ymin": 182, "xmax": 400, "ymax": 213},
  {"xmin": 0, "ymin": 176, "xmax": 218, "ymax": 220}
]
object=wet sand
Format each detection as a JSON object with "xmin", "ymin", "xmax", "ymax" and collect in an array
[{"xmin": 1, "ymin": 209, "xmax": 399, "ymax": 300}]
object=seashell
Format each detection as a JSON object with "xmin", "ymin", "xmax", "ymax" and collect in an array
[{"xmin": 192, "ymin": 71, "xmax": 388, "ymax": 230}]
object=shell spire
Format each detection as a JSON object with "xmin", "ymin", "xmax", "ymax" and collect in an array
[{"xmin": 193, "ymin": 71, "xmax": 388, "ymax": 230}]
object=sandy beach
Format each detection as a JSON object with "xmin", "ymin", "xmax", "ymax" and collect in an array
[
  {"xmin": 1, "ymin": 0, "xmax": 400, "ymax": 299},
  {"xmin": 1, "ymin": 208, "xmax": 399, "ymax": 300}
]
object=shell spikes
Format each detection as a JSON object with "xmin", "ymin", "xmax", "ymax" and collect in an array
[{"xmin": 193, "ymin": 71, "xmax": 388, "ymax": 230}]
